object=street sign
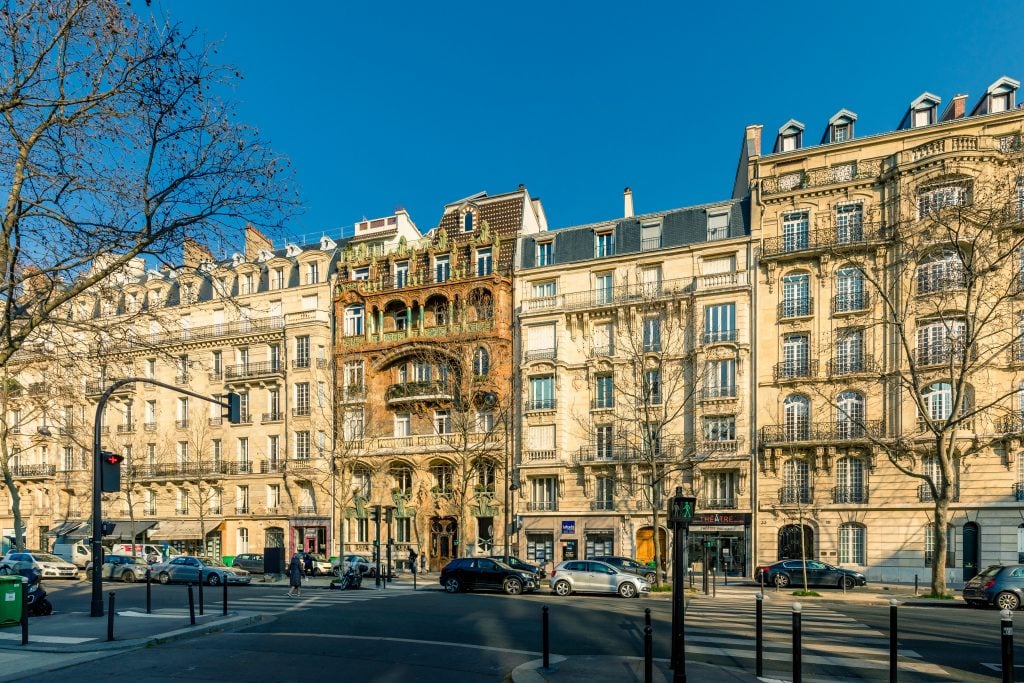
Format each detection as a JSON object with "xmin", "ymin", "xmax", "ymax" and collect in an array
[{"xmin": 667, "ymin": 491, "xmax": 697, "ymax": 528}]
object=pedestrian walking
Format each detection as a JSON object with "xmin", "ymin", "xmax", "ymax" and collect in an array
[
  {"xmin": 287, "ymin": 554, "xmax": 303, "ymax": 597},
  {"xmin": 408, "ymin": 547, "xmax": 418, "ymax": 575},
  {"xmin": 303, "ymin": 552, "xmax": 314, "ymax": 579}
]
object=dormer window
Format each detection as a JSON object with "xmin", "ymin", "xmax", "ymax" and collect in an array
[
  {"xmin": 706, "ymin": 212, "xmax": 730, "ymax": 241},
  {"xmin": 464, "ymin": 211, "xmax": 474, "ymax": 233},
  {"xmin": 595, "ymin": 231, "xmax": 614, "ymax": 258},
  {"xmin": 913, "ymin": 107, "xmax": 933, "ymax": 127},
  {"xmin": 971, "ymin": 76, "xmax": 1019, "ymax": 116},
  {"xmin": 824, "ymin": 110, "xmax": 857, "ymax": 145},
  {"xmin": 775, "ymin": 119, "xmax": 805, "ymax": 153},
  {"xmin": 833, "ymin": 124, "xmax": 850, "ymax": 142},
  {"xmin": 536, "ymin": 241, "xmax": 553, "ymax": 266},
  {"xmin": 272, "ymin": 267, "xmax": 285, "ymax": 289},
  {"xmin": 394, "ymin": 260, "xmax": 409, "ymax": 288},
  {"xmin": 241, "ymin": 273, "xmax": 254, "ymax": 294},
  {"xmin": 991, "ymin": 92, "xmax": 1011, "ymax": 113},
  {"xmin": 352, "ymin": 266, "xmax": 369, "ymax": 281},
  {"xmin": 640, "ymin": 222, "xmax": 662, "ymax": 251},
  {"xmin": 306, "ymin": 262, "xmax": 319, "ymax": 285},
  {"xmin": 906, "ymin": 92, "xmax": 941, "ymax": 129}
]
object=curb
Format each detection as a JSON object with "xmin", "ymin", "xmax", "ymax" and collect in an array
[{"xmin": 0, "ymin": 611, "xmax": 263, "ymax": 653}]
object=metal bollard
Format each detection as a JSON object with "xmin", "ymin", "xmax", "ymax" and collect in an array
[
  {"xmin": 792, "ymin": 602, "xmax": 802, "ymax": 683},
  {"xmin": 107, "ymin": 592, "xmax": 115, "ymax": 641},
  {"xmin": 542, "ymin": 606, "xmax": 550, "ymax": 671},
  {"xmin": 187, "ymin": 583, "xmax": 196, "ymax": 626},
  {"xmin": 644, "ymin": 624, "xmax": 653, "ymax": 683},
  {"xmin": 1002, "ymin": 608, "xmax": 1014, "ymax": 683},
  {"xmin": 146, "ymin": 569, "xmax": 152, "ymax": 614},
  {"xmin": 20, "ymin": 580, "xmax": 28, "ymax": 646},
  {"xmin": 198, "ymin": 571, "xmax": 205, "ymax": 616},
  {"xmin": 645, "ymin": 607, "xmax": 651, "ymax": 628},
  {"xmin": 712, "ymin": 567, "xmax": 716, "ymax": 598},
  {"xmin": 889, "ymin": 599, "xmax": 898, "ymax": 683},
  {"xmin": 756, "ymin": 593, "xmax": 764, "ymax": 677},
  {"xmin": 223, "ymin": 575, "xmax": 228, "ymax": 616},
  {"xmin": 914, "ymin": 574, "xmax": 919, "ymax": 597}
]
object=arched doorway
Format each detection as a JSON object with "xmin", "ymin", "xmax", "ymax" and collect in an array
[
  {"xmin": 430, "ymin": 517, "xmax": 458, "ymax": 572},
  {"xmin": 963, "ymin": 522, "xmax": 979, "ymax": 582},
  {"xmin": 778, "ymin": 524, "xmax": 814, "ymax": 560},
  {"xmin": 635, "ymin": 526, "xmax": 667, "ymax": 566}
]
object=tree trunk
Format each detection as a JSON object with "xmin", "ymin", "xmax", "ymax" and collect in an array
[
  {"xmin": 931, "ymin": 495, "xmax": 950, "ymax": 596},
  {"xmin": 4, "ymin": 469, "xmax": 24, "ymax": 551},
  {"xmin": 652, "ymin": 501, "xmax": 663, "ymax": 589}
]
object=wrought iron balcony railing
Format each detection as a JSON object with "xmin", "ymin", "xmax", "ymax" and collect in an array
[
  {"xmin": 828, "ymin": 354, "xmax": 879, "ymax": 377},
  {"xmin": 761, "ymin": 222, "xmax": 888, "ymax": 257},
  {"xmin": 778, "ymin": 486, "xmax": 813, "ymax": 505},
  {"xmin": 778, "ymin": 298, "xmax": 814, "ymax": 320},
  {"xmin": 262, "ymin": 412, "xmax": 284, "ymax": 423},
  {"xmin": 832, "ymin": 292, "xmax": 870, "ymax": 314},
  {"xmin": 760, "ymin": 420, "xmax": 884, "ymax": 444},
  {"xmin": 831, "ymin": 486, "xmax": 869, "ymax": 504},
  {"xmin": 700, "ymin": 386, "xmax": 738, "ymax": 401},
  {"xmin": 385, "ymin": 381, "xmax": 452, "ymax": 402},
  {"xmin": 12, "ymin": 464, "xmax": 55, "ymax": 479},
  {"xmin": 224, "ymin": 362, "xmax": 284, "ymax": 380},
  {"xmin": 773, "ymin": 359, "xmax": 818, "ymax": 381},
  {"xmin": 526, "ymin": 501, "xmax": 557, "ymax": 512}
]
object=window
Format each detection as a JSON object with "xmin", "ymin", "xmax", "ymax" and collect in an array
[
  {"xmin": 1017, "ymin": 179, "xmax": 1024, "ymax": 220},
  {"xmin": 782, "ymin": 212, "xmax": 809, "ymax": 252},
  {"xmin": 835, "ymin": 204, "xmax": 864, "ymax": 243},
  {"xmin": 835, "ymin": 457, "xmax": 865, "ymax": 503},
  {"xmin": 703, "ymin": 471, "xmax": 737, "ymax": 508},
  {"xmin": 476, "ymin": 411, "xmax": 494, "ymax": 433},
  {"xmin": 595, "ymin": 232, "xmax": 614, "ymax": 258},
  {"xmin": 343, "ymin": 409, "xmax": 364, "ymax": 441},
  {"xmin": 307, "ymin": 262, "xmax": 319, "ymax": 285},
  {"xmin": 146, "ymin": 358, "xmax": 157, "ymax": 379},
  {"xmin": 464, "ymin": 211, "xmax": 474, "ymax": 232},
  {"xmin": 272, "ymin": 267, "xmax": 285, "ymax": 289},
  {"xmin": 267, "ymin": 388, "xmax": 280, "ymax": 417},
  {"xmin": 643, "ymin": 317, "xmax": 661, "ymax": 352},
  {"xmin": 266, "ymin": 436, "xmax": 278, "ymax": 468},
  {"xmin": 924, "ymin": 522, "xmax": 955, "ymax": 567},
  {"xmin": 355, "ymin": 518, "xmax": 369, "ymax": 544},
  {"xmin": 706, "ymin": 359, "xmax": 736, "ymax": 398},
  {"xmin": 835, "ymin": 391, "xmax": 865, "ymax": 438},
  {"xmin": 644, "ymin": 369, "xmax": 662, "ymax": 405},
  {"xmin": 594, "ymin": 374, "xmax": 614, "ymax": 409},
  {"xmin": 475, "ymin": 460, "xmax": 496, "ymax": 492},
  {"xmin": 780, "ymin": 132, "xmax": 800, "ymax": 152},
  {"xmin": 267, "ymin": 484, "xmax": 281, "ymax": 509},
  {"xmin": 530, "ymin": 477, "xmax": 557, "ymax": 511},
  {"xmin": 832, "ymin": 124, "xmax": 851, "ymax": 143},
  {"xmin": 177, "ymin": 488, "xmax": 189, "ymax": 515},
  {"xmin": 434, "ymin": 410, "xmax": 451, "ymax": 435},
  {"xmin": 593, "ymin": 322, "xmax": 613, "ymax": 355},
  {"xmin": 413, "ymin": 362, "xmax": 431, "ymax": 383},
  {"xmin": 391, "ymin": 466, "xmax": 413, "ymax": 494},
  {"xmin": 782, "ymin": 273, "xmax": 811, "ymax": 318},
  {"xmin": 237, "ymin": 528, "xmax": 249, "ymax": 553},
  {"xmin": 432, "ymin": 462, "xmax": 453, "ymax": 494},
  {"xmin": 702, "ymin": 415, "xmax": 736, "ymax": 443},
  {"xmin": 295, "ymin": 431, "xmax": 310, "ymax": 460},
  {"xmin": 528, "ymin": 424, "xmax": 555, "ymax": 454},
  {"xmin": 918, "ymin": 183, "xmax": 968, "ymax": 218},
  {"xmin": 916, "ymin": 319, "xmax": 965, "ymax": 365},
  {"xmin": 838, "ymin": 523, "xmax": 865, "ymax": 564},
  {"xmin": 782, "ymin": 459, "xmax": 810, "ymax": 503},
  {"xmin": 595, "ymin": 476, "xmax": 614, "ymax": 510},
  {"xmin": 396, "ymin": 517, "xmax": 411, "ymax": 543},
  {"xmin": 707, "ymin": 212, "xmax": 730, "ymax": 241},
  {"xmin": 237, "ymin": 437, "xmax": 249, "ymax": 469},
  {"xmin": 476, "ymin": 248, "xmax": 492, "ymax": 276},
  {"xmin": 473, "ymin": 347, "xmax": 490, "ymax": 377},
  {"xmin": 704, "ymin": 303, "xmax": 736, "ymax": 343},
  {"xmin": 917, "ymin": 250, "xmax": 967, "ymax": 293},
  {"xmin": 295, "ymin": 383, "xmax": 310, "ymax": 414},
  {"xmin": 394, "ymin": 413, "xmax": 411, "ymax": 438},
  {"xmin": 294, "ymin": 336, "xmax": 310, "ymax": 368},
  {"xmin": 532, "ymin": 280, "xmax": 556, "ymax": 300},
  {"xmin": 177, "ymin": 441, "xmax": 189, "ymax": 466},
  {"xmin": 595, "ymin": 424, "xmax": 614, "ymax": 459},
  {"xmin": 435, "ymin": 255, "xmax": 450, "ymax": 283},
  {"xmin": 529, "ymin": 376, "xmax": 555, "ymax": 410},
  {"xmin": 913, "ymin": 107, "xmax": 933, "ymax": 128},
  {"xmin": 781, "ymin": 334, "xmax": 809, "ymax": 378},
  {"xmin": 394, "ymin": 261, "xmax": 409, "ymax": 288},
  {"xmin": 353, "ymin": 266, "xmax": 369, "ymax": 281},
  {"xmin": 834, "ymin": 328, "xmax": 864, "ymax": 374},
  {"xmin": 784, "ymin": 395, "xmax": 810, "ymax": 440},
  {"xmin": 641, "ymin": 221, "xmax": 662, "ymax": 250},
  {"xmin": 526, "ymin": 323, "xmax": 556, "ymax": 359},
  {"xmin": 236, "ymin": 485, "xmax": 249, "ymax": 513},
  {"xmin": 834, "ymin": 268, "xmax": 865, "ymax": 312},
  {"xmin": 922, "ymin": 383, "xmax": 954, "ymax": 422},
  {"xmin": 344, "ymin": 305, "xmax": 364, "ymax": 336},
  {"xmin": 537, "ymin": 241, "xmax": 553, "ymax": 265},
  {"xmin": 594, "ymin": 273, "xmax": 613, "ymax": 305},
  {"xmin": 351, "ymin": 468, "xmax": 371, "ymax": 498}
]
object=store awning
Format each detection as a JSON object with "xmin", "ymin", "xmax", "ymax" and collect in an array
[
  {"xmin": 53, "ymin": 520, "xmax": 160, "ymax": 541},
  {"xmin": 47, "ymin": 521, "xmax": 87, "ymax": 538},
  {"xmin": 149, "ymin": 520, "xmax": 222, "ymax": 541}
]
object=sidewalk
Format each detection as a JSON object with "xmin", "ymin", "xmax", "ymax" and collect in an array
[
  {"xmin": 654, "ymin": 577, "xmax": 965, "ymax": 607},
  {"xmin": 511, "ymin": 655, "xmax": 762, "ymax": 682}
]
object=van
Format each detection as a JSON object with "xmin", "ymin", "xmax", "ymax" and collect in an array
[
  {"xmin": 52, "ymin": 541, "xmax": 92, "ymax": 568},
  {"xmin": 109, "ymin": 544, "xmax": 180, "ymax": 562}
]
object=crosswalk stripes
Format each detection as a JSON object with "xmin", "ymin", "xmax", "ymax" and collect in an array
[
  {"xmin": 679, "ymin": 594, "xmax": 951, "ymax": 682},
  {"xmin": 232, "ymin": 588, "xmax": 414, "ymax": 615}
]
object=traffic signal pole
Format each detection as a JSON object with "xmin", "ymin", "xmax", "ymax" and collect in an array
[{"xmin": 90, "ymin": 378, "xmax": 240, "ymax": 617}]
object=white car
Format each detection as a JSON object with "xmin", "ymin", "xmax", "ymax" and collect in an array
[
  {"xmin": 0, "ymin": 551, "xmax": 80, "ymax": 579},
  {"xmin": 548, "ymin": 560, "xmax": 650, "ymax": 598}
]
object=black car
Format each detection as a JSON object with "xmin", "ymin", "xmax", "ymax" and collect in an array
[
  {"xmin": 232, "ymin": 553, "xmax": 265, "ymax": 574},
  {"xmin": 591, "ymin": 555, "xmax": 661, "ymax": 583},
  {"xmin": 755, "ymin": 559, "xmax": 867, "ymax": 589},
  {"xmin": 488, "ymin": 555, "xmax": 546, "ymax": 579},
  {"xmin": 439, "ymin": 557, "xmax": 539, "ymax": 595}
]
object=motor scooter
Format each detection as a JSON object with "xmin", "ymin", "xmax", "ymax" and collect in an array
[
  {"xmin": 338, "ymin": 565, "xmax": 362, "ymax": 590},
  {"xmin": 21, "ymin": 568, "xmax": 53, "ymax": 616}
]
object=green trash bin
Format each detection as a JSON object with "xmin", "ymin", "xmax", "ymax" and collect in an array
[{"xmin": 0, "ymin": 576, "xmax": 24, "ymax": 627}]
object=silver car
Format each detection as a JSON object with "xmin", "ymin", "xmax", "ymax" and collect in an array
[
  {"xmin": 151, "ymin": 555, "xmax": 251, "ymax": 586},
  {"xmin": 549, "ymin": 560, "xmax": 650, "ymax": 598},
  {"xmin": 0, "ymin": 551, "xmax": 79, "ymax": 579}
]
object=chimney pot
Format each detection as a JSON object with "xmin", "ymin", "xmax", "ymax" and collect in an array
[{"xmin": 624, "ymin": 187, "xmax": 634, "ymax": 218}]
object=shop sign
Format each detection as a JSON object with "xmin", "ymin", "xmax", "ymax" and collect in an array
[
  {"xmin": 690, "ymin": 513, "xmax": 751, "ymax": 526},
  {"xmin": 561, "ymin": 520, "xmax": 575, "ymax": 535}
]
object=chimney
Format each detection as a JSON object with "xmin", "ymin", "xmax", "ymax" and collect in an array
[
  {"xmin": 746, "ymin": 124, "xmax": 763, "ymax": 157},
  {"xmin": 941, "ymin": 94, "xmax": 968, "ymax": 122},
  {"xmin": 183, "ymin": 238, "xmax": 215, "ymax": 268},
  {"xmin": 623, "ymin": 187, "xmax": 634, "ymax": 218},
  {"xmin": 244, "ymin": 224, "xmax": 273, "ymax": 261}
]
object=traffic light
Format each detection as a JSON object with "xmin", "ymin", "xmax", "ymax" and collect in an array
[
  {"xmin": 226, "ymin": 392, "xmax": 241, "ymax": 424},
  {"xmin": 385, "ymin": 507, "xmax": 393, "ymax": 524},
  {"xmin": 370, "ymin": 506, "xmax": 380, "ymax": 524},
  {"xmin": 100, "ymin": 450, "xmax": 124, "ymax": 492}
]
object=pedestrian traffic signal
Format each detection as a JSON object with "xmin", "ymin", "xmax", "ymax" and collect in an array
[
  {"xmin": 100, "ymin": 450, "xmax": 123, "ymax": 492},
  {"xmin": 385, "ymin": 507, "xmax": 393, "ymax": 524},
  {"xmin": 226, "ymin": 392, "xmax": 241, "ymax": 424},
  {"xmin": 371, "ymin": 506, "xmax": 380, "ymax": 523}
]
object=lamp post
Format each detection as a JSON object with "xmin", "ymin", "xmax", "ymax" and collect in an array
[{"xmin": 503, "ymin": 412, "xmax": 517, "ymax": 563}]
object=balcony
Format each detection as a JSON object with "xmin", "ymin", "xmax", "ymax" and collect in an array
[
  {"xmin": 525, "ymin": 399, "xmax": 556, "ymax": 412},
  {"xmin": 224, "ymin": 362, "xmax": 284, "ymax": 382},
  {"xmin": 778, "ymin": 298, "xmax": 814, "ymax": 320},
  {"xmin": 343, "ymin": 319, "xmax": 497, "ymax": 347},
  {"xmin": 260, "ymin": 460, "xmax": 284, "ymax": 474},
  {"xmin": 224, "ymin": 462, "xmax": 253, "ymax": 475},
  {"xmin": 778, "ymin": 486, "xmax": 813, "ymax": 505},
  {"xmin": 1014, "ymin": 482, "xmax": 1024, "ymax": 501},
  {"xmin": 143, "ymin": 422, "xmax": 157, "ymax": 432},
  {"xmin": 209, "ymin": 506, "xmax": 223, "ymax": 515},
  {"xmin": 91, "ymin": 316, "xmax": 286, "ymax": 354},
  {"xmin": 701, "ymin": 497, "xmax": 736, "ymax": 510},
  {"xmin": 292, "ymin": 358, "xmax": 311, "ymax": 370},
  {"xmin": 703, "ymin": 329, "xmax": 738, "ymax": 345},
  {"xmin": 760, "ymin": 420, "xmax": 884, "ymax": 444},
  {"xmin": 262, "ymin": 412, "xmax": 284, "ymax": 423},
  {"xmin": 828, "ymin": 355, "xmax": 880, "ymax": 378},
  {"xmin": 590, "ymin": 500, "xmax": 615, "ymax": 511},
  {"xmin": 175, "ymin": 419, "xmax": 189, "ymax": 429},
  {"xmin": 235, "ymin": 505, "xmax": 250, "ymax": 515},
  {"xmin": 551, "ymin": 277, "xmax": 692, "ymax": 312},
  {"xmin": 694, "ymin": 271, "xmax": 749, "ymax": 292},
  {"xmin": 913, "ymin": 343, "xmax": 974, "ymax": 367},
  {"xmin": 292, "ymin": 406, "xmax": 311, "ymax": 417},
  {"xmin": 12, "ymin": 464, "xmax": 55, "ymax": 479},
  {"xmin": 773, "ymin": 359, "xmax": 818, "ymax": 382},
  {"xmin": 174, "ymin": 374, "xmax": 190, "ymax": 386},
  {"xmin": 590, "ymin": 398, "xmax": 615, "ymax": 411},
  {"xmin": 831, "ymin": 486, "xmax": 869, "ymax": 504},
  {"xmin": 524, "ymin": 348, "xmax": 557, "ymax": 361},
  {"xmin": 591, "ymin": 345, "xmax": 614, "ymax": 358},
  {"xmin": 209, "ymin": 370, "xmax": 224, "ymax": 382},
  {"xmin": 84, "ymin": 380, "xmax": 133, "ymax": 397},
  {"xmin": 135, "ymin": 463, "xmax": 226, "ymax": 481},
  {"xmin": 339, "ymin": 385, "xmax": 367, "ymax": 402},
  {"xmin": 117, "ymin": 423, "xmax": 136, "ymax": 434},
  {"xmin": 234, "ymin": 413, "xmax": 253, "ymax": 425},
  {"xmin": 574, "ymin": 444, "xmax": 676, "ymax": 464},
  {"xmin": 918, "ymin": 483, "xmax": 959, "ymax": 503},
  {"xmin": 761, "ymin": 158, "xmax": 884, "ymax": 197},
  {"xmin": 832, "ymin": 292, "xmax": 871, "ymax": 314},
  {"xmin": 525, "ymin": 450, "xmax": 557, "ymax": 461},
  {"xmin": 385, "ymin": 381, "xmax": 452, "ymax": 404},
  {"xmin": 762, "ymin": 224, "xmax": 889, "ymax": 260},
  {"xmin": 526, "ymin": 501, "xmax": 557, "ymax": 512},
  {"xmin": 208, "ymin": 417, "xmax": 223, "ymax": 427},
  {"xmin": 1011, "ymin": 341, "xmax": 1024, "ymax": 364},
  {"xmin": 697, "ymin": 438, "xmax": 743, "ymax": 454},
  {"xmin": 175, "ymin": 508, "xmax": 189, "ymax": 515},
  {"xmin": 641, "ymin": 236, "xmax": 662, "ymax": 251},
  {"xmin": 700, "ymin": 386, "xmax": 737, "ymax": 401}
]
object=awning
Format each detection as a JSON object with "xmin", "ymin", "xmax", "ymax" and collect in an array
[
  {"xmin": 149, "ymin": 520, "xmax": 222, "ymax": 541},
  {"xmin": 47, "ymin": 521, "xmax": 87, "ymax": 538},
  {"xmin": 52, "ymin": 520, "xmax": 159, "ymax": 541},
  {"xmin": 105, "ymin": 520, "xmax": 159, "ymax": 541}
]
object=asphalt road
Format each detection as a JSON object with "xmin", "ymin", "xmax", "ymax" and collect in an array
[{"xmin": 20, "ymin": 582, "xmax": 1015, "ymax": 682}]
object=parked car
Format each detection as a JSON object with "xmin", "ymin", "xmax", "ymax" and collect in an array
[
  {"xmin": 0, "ymin": 551, "xmax": 79, "ymax": 579},
  {"xmin": 963, "ymin": 564, "xmax": 1024, "ymax": 609},
  {"xmin": 150, "ymin": 556, "xmax": 252, "ymax": 585},
  {"xmin": 85, "ymin": 555, "xmax": 150, "ymax": 582},
  {"xmin": 549, "ymin": 560, "xmax": 650, "ymax": 598},
  {"xmin": 488, "ymin": 555, "xmax": 546, "ymax": 579},
  {"xmin": 295, "ymin": 552, "xmax": 332, "ymax": 575},
  {"xmin": 331, "ymin": 554, "xmax": 376, "ymax": 577},
  {"xmin": 590, "ymin": 555, "xmax": 663, "ymax": 583},
  {"xmin": 755, "ymin": 560, "xmax": 866, "ymax": 589},
  {"xmin": 232, "ymin": 553, "xmax": 265, "ymax": 574},
  {"xmin": 440, "ymin": 557, "xmax": 539, "ymax": 595}
]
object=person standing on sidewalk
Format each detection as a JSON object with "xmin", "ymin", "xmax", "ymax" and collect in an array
[{"xmin": 287, "ymin": 554, "xmax": 303, "ymax": 597}]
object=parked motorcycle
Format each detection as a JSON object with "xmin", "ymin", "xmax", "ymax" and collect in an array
[
  {"xmin": 22, "ymin": 569, "xmax": 53, "ymax": 616},
  {"xmin": 338, "ymin": 565, "xmax": 362, "ymax": 590}
]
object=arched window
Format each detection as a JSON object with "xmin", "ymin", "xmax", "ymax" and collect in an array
[
  {"xmin": 838, "ymin": 523, "xmax": 865, "ymax": 564},
  {"xmin": 782, "ymin": 273, "xmax": 811, "ymax": 317},
  {"xmin": 835, "ymin": 456, "xmax": 865, "ymax": 503},
  {"xmin": 473, "ymin": 347, "xmax": 490, "ymax": 377},
  {"xmin": 391, "ymin": 465, "xmax": 413, "ymax": 495},
  {"xmin": 464, "ymin": 211, "xmax": 474, "ymax": 233},
  {"xmin": 351, "ymin": 467, "xmax": 371, "ymax": 499},
  {"xmin": 835, "ymin": 267, "xmax": 865, "ymax": 312},
  {"xmin": 474, "ymin": 459, "xmax": 496, "ymax": 493},
  {"xmin": 835, "ymin": 391, "xmax": 865, "ymax": 438},
  {"xmin": 783, "ymin": 395, "xmax": 810, "ymax": 441},
  {"xmin": 431, "ymin": 461, "xmax": 453, "ymax": 494},
  {"xmin": 917, "ymin": 249, "xmax": 966, "ymax": 294},
  {"xmin": 782, "ymin": 459, "xmax": 810, "ymax": 504},
  {"xmin": 917, "ymin": 182, "xmax": 969, "ymax": 218},
  {"xmin": 344, "ymin": 304, "xmax": 364, "ymax": 336},
  {"xmin": 921, "ymin": 382, "xmax": 953, "ymax": 421}
]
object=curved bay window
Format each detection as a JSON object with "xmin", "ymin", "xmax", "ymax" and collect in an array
[{"xmin": 917, "ymin": 249, "xmax": 967, "ymax": 294}]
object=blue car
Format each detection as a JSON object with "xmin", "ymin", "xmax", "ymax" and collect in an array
[{"xmin": 963, "ymin": 564, "xmax": 1024, "ymax": 610}]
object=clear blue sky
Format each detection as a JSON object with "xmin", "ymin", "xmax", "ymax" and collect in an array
[{"xmin": 164, "ymin": 1, "xmax": 1024, "ymax": 243}]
